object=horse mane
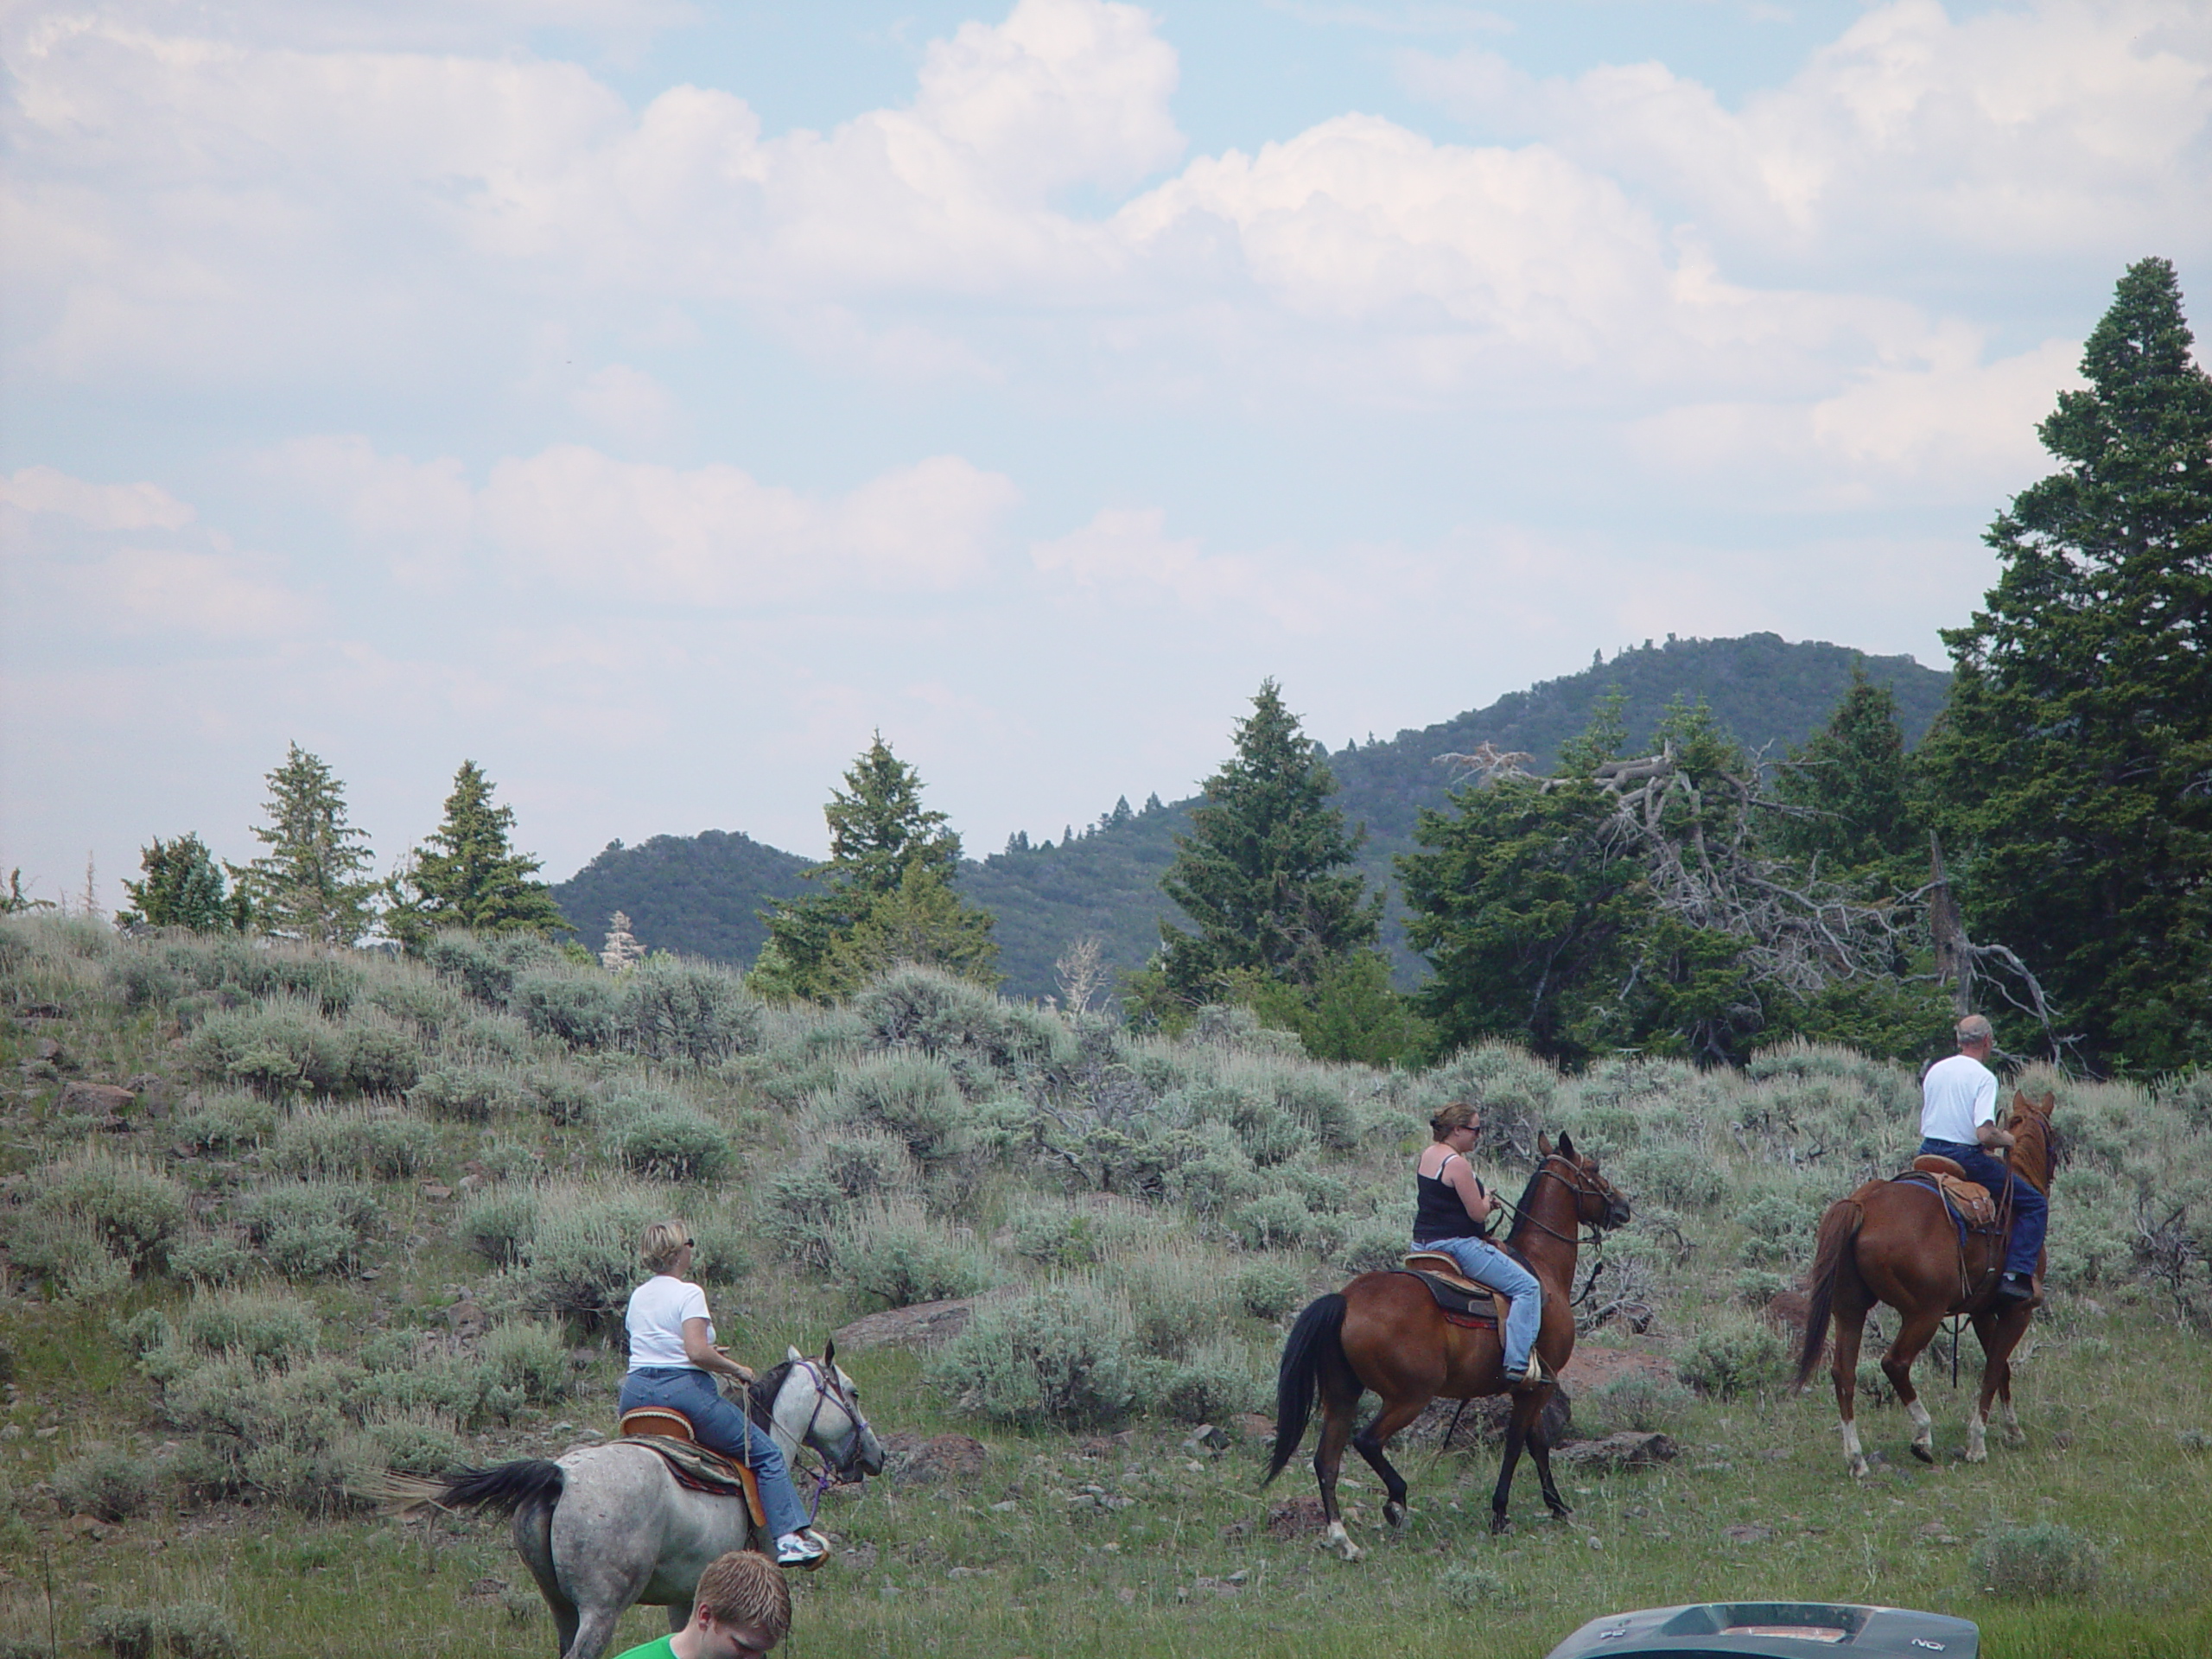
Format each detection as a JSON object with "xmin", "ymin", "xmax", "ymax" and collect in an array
[
  {"xmin": 747, "ymin": 1359, "xmax": 797, "ymax": 1430},
  {"xmin": 1502, "ymin": 1150, "xmax": 1559, "ymax": 1245}
]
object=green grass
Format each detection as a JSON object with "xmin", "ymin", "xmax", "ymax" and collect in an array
[{"xmin": 3, "ymin": 918, "xmax": 2209, "ymax": 1657}]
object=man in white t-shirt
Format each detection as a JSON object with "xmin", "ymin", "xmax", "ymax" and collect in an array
[{"xmin": 1917, "ymin": 1014, "xmax": 2046, "ymax": 1306}]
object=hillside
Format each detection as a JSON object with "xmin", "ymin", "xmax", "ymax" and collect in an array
[
  {"xmin": 550, "ymin": 830, "xmax": 810, "ymax": 963},
  {"xmin": 969, "ymin": 633, "xmax": 1948, "ymax": 996},
  {"xmin": 1, "ymin": 918, "xmax": 2203, "ymax": 1658},
  {"xmin": 550, "ymin": 635, "xmax": 1949, "ymax": 998}
]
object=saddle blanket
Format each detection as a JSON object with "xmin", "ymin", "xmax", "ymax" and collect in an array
[
  {"xmin": 618, "ymin": 1434, "xmax": 761, "ymax": 1513},
  {"xmin": 1393, "ymin": 1268, "xmax": 1501, "ymax": 1329},
  {"xmin": 1892, "ymin": 1169, "xmax": 1999, "ymax": 1230}
]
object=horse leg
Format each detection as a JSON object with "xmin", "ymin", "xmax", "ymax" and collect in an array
[
  {"xmin": 1312, "ymin": 1386, "xmax": 1364, "ymax": 1563},
  {"xmin": 512, "ymin": 1499, "xmax": 577, "ymax": 1659},
  {"xmin": 1828, "ymin": 1302, "xmax": 1871, "ymax": 1480},
  {"xmin": 1525, "ymin": 1395, "xmax": 1570, "ymax": 1517},
  {"xmin": 1350, "ymin": 1396, "xmax": 1427, "ymax": 1532},
  {"xmin": 1883, "ymin": 1308, "xmax": 1946, "ymax": 1465},
  {"xmin": 1489, "ymin": 1406, "xmax": 1532, "ymax": 1535},
  {"xmin": 1969, "ymin": 1304, "xmax": 2032, "ymax": 1457}
]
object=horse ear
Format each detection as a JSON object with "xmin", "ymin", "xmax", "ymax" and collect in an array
[
  {"xmin": 1557, "ymin": 1129, "xmax": 1577, "ymax": 1160},
  {"xmin": 786, "ymin": 1344, "xmax": 803, "ymax": 1363},
  {"xmin": 1535, "ymin": 1132, "xmax": 1554, "ymax": 1160},
  {"xmin": 823, "ymin": 1336, "xmax": 837, "ymax": 1368}
]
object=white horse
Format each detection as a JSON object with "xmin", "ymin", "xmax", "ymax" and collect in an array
[{"xmin": 397, "ymin": 1344, "xmax": 884, "ymax": 1659}]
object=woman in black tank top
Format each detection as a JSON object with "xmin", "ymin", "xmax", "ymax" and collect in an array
[{"xmin": 1413, "ymin": 1102, "xmax": 1544, "ymax": 1387}]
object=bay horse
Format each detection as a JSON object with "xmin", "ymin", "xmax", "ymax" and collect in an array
[
  {"xmin": 1791, "ymin": 1090, "xmax": 2060, "ymax": 1477},
  {"xmin": 393, "ymin": 1345, "xmax": 884, "ymax": 1659},
  {"xmin": 1267, "ymin": 1132, "xmax": 1631, "ymax": 1555}
]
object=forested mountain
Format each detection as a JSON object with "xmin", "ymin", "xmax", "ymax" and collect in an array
[
  {"xmin": 550, "ymin": 830, "xmax": 810, "ymax": 964},
  {"xmin": 549, "ymin": 635, "xmax": 1947, "ymax": 998},
  {"xmin": 970, "ymin": 633, "xmax": 1947, "ymax": 996}
]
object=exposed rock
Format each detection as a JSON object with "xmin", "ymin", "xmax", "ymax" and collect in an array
[
  {"xmin": 60, "ymin": 1082, "xmax": 136, "ymax": 1117},
  {"xmin": 830, "ymin": 1291, "xmax": 1017, "ymax": 1352},
  {"xmin": 1722, "ymin": 1523, "xmax": 1775, "ymax": 1544},
  {"xmin": 880, "ymin": 1433, "xmax": 989, "ymax": 1486},
  {"xmin": 1553, "ymin": 1431, "xmax": 1679, "ymax": 1469},
  {"xmin": 1235, "ymin": 1412, "xmax": 1275, "ymax": 1440},
  {"xmin": 1764, "ymin": 1288, "xmax": 1814, "ymax": 1338},
  {"xmin": 1265, "ymin": 1495, "xmax": 1328, "ymax": 1536}
]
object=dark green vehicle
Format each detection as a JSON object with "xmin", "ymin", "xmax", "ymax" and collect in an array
[{"xmin": 1543, "ymin": 1602, "xmax": 1980, "ymax": 1659}]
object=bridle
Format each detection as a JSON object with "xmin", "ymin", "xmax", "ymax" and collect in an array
[
  {"xmin": 1501, "ymin": 1156, "xmax": 1622, "ymax": 1249},
  {"xmin": 776, "ymin": 1358, "xmax": 869, "ymax": 1522}
]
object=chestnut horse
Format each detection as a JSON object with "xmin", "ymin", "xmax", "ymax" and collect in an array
[
  {"xmin": 1792, "ymin": 1090, "xmax": 2060, "ymax": 1477},
  {"xmin": 1267, "ymin": 1132, "xmax": 1632, "ymax": 1555}
]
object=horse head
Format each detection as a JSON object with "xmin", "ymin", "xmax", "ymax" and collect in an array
[
  {"xmin": 771, "ymin": 1338, "xmax": 887, "ymax": 1482},
  {"xmin": 2005, "ymin": 1090, "xmax": 2063, "ymax": 1190},
  {"xmin": 1534, "ymin": 1130, "xmax": 1633, "ymax": 1230}
]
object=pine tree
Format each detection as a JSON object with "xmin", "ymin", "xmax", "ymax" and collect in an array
[
  {"xmin": 241, "ymin": 743, "xmax": 380, "ymax": 946},
  {"xmin": 385, "ymin": 760, "xmax": 567, "ymax": 951},
  {"xmin": 1921, "ymin": 257, "xmax": 2212, "ymax": 1072},
  {"xmin": 118, "ymin": 833, "xmax": 232, "ymax": 930},
  {"xmin": 1767, "ymin": 666, "xmax": 1921, "ymax": 874},
  {"xmin": 601, "ymin": 911, "xmax": 645, "ymax": 971},
  {"xmin": 1141, "ymin": 680, "xmax": 1381, "ymax": 1014},
  {"xmin": 755, "ymin": 734, "xmax": 998, "ymax": 999}
]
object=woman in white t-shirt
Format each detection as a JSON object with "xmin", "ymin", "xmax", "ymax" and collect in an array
[{"xmin": 617, "ymin": 1220, "xmax": 826, "ymax": 1566}]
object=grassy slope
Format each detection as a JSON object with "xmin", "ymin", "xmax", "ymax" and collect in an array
[{"xmin": 3, "ymin": 919, "xmax": 2206, "ymax": 1659}]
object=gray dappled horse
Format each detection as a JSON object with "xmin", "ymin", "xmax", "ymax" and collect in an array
[{"xmin": 397, "ymin": 1344, "xmax": 884, "ymax": 1659}]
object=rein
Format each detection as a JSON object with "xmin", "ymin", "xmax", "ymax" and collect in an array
[{"xmin": 779, "ymin": 1359, "xmax": 865, "ymax": 1523}]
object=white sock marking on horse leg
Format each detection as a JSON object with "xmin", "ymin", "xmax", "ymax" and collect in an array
[
  {"xmin": 2002, "ymin": 1400, "xmax": 2022, "ymax": 1442},
  {"xmin": 1840, "ymin": 1419, "xmax": 1866, "ymax": 1478},
  {"xmin": 1965, "ymin": 1408, "xmax": 1987, "ymax": 1463},
  {"xmin": 1322, "ymin": 1520, "xmax": 1363, "ymax": 1563},
  {"xmin": 1907, "ymin": 1398, "xmax": 1933, "ymax": 1452}
]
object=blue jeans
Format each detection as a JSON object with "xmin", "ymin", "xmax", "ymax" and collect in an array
[
  {"xmin": 1415, "ymin": 1236, "xmax": 1541, "ymax": 1373},
  {"xmin": 619, "ymin": 1367, "xmax": 809, "ymax": 1541},
  {"xmin": 1918, "ymin": 1139, "xmax": 2048, "ymax": 1279}
]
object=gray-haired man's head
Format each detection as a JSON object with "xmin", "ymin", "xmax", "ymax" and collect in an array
[{"xmin": 1955, "ymin": 1014, "xmax": 1994, "ymax": 1049}]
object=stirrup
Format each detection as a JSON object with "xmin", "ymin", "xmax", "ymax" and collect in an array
[{"xmin": 1505, "ymin": 1353, "xmax": 1546, "ymax": 1391}]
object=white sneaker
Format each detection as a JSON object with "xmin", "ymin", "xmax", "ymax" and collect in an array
[{"xmin": 775, "ymin": 1532, "xmax": 827, "ymax": 1567}]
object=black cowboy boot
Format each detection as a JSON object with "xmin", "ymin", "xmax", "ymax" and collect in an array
[{"xmin": 1994, "ymin": 1271, "xmax": 2034, "ymax": 1306}]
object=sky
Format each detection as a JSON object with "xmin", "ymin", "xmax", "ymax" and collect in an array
[{"xmin": 3, "ymin": 0, "xmax": 2209, "ymax": 914}]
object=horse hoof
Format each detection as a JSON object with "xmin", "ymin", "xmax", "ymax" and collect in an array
[
  {"xmin": 2004, "ymin": 1429, "xmax": 2026, "ymax": 1448},
  {"xmin": 1547, "ymin": 1502, "xmax": 1573, "ymax": 1519},
  {"xmin": 1910, "ymin": 1443, "xmax": 1935, "ymax": 1465},
  {"xmin": 1384, "ymin": 1503, "xmax": 1407, "ymax": 1532},
  {"xmin": 1490, "ymin": 1514, "xmax": 1513, "ymax": 1536},
  {"xmin": 1847, "ymin": 1457, "xmax": 1869, "ymax": 1480},
  {"xmin": 1964, "ymin": 1444, "xmax": 1987, "ymax": 1465}
]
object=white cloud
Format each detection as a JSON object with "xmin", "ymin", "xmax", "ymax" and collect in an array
[
  {"xmin": 1630, "ymin": 334, "xmax": 2082, "ymax": 505},
  {"xmin": 270, "ymin": 439, "xmax": 1021, "ymax": 604},
  {"xmin": 1032, "ymin": 506, "xmax": 1386, "ymax": 632},
  {"xmin": 569, "ymin": 364, "xmax": 679, "ymax": 446},
  {"xmin": 1402, "ymin": 2, "xmax": 2212, "ymax": 264},
  {"xmin": 1, "ymin": 465, "xmax": 196, "ymax": 531},
  {"xmin": 2, "ymin": 465, "xmax": 316, "ymax": 638}
]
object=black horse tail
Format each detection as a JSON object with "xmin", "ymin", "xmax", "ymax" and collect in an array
[
  {"xmin": 388, "ymin": 1458, "xmax": 564, "ymax": 1521},
  {"xmin": 1267, "ymin": 1293, "xmax": 1348, "ymax": 1485},
  {"xmin": 1792, "ymin": 1199, "xmax": 1865, "ymax": 1392}
]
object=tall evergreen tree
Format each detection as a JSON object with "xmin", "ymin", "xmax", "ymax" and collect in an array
[
  {"xmin": 385, "ymin": 760, "xmax": 568, "ymax": 952},
  {"xmin": 1141, "ymin": 680, "xmax": 1381, "ymax": 1014},
  {"xmin": 117, "ymin": 833, "xmax": 233, "ymax": 930},
  {"xmin": 755, "ymin": 734, "xmax": 998, "ymax": 999},
  {"xmin": 1767, "ymin": 666, "xmax": 1921, "ymax": 874},
  {"xmin": 1921, "ymin": 257, "xmax": 2212, "ymax": 1072},
  {"xmin": 241, "ymin": 743, "xmax": 380, "ymax": 946}
]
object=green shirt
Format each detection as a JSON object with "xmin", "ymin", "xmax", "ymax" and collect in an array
[{"xmin": 611, "ymin": 1638, "xmax": 677, "ymax": 1659}]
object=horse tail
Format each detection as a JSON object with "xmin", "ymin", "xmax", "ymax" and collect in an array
[
  {"xmin": 1792, "ymin": 1199, "xmax": 1865, "ymax": 1392},
  {"xmin": 1267, "ymin": 1293, "xmax": 1348, "ymax": 1485},
  {"xmin": 383, "ymin": 1458, "xmax": 564, "ymax": 1522}
]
